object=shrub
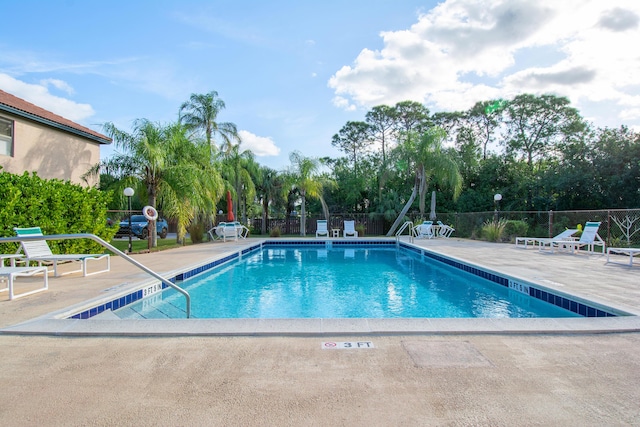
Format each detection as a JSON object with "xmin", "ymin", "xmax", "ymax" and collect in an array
[
  {"xmin": 481, "ymin": 218, "xmax": 508, "ymax": 242},
  {"xmin": 187, "ymin": 222, "xmax": 205, "ymax": 244},
  {"xmin": 503, "ymin": 220, "xmax": 528, "ymax": 242},
  {"xmin": 269, "ymin": 227, "xmax": 281, "ymax": 237},
  {"xmin": 0, "ymin": 171, "xmax": 115, "ymax": 254},
  {"xmin": 355, "ymin": 224, "xmax": 366, "ymax": 237}
]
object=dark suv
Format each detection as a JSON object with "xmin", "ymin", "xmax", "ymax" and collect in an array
[{"xmin": 116, "ymin": 215, "xmax": 169, "ymax": 239}]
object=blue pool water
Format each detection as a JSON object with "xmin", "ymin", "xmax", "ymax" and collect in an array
[{"xmin": 114, "ymin": 246, "xmax": 579, "ymax": 319}]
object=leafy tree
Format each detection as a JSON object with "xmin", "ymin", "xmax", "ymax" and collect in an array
[
  {"xmin": 331, "ymin": 121, "xmax": 374, "ymax": 178},
  {"xmin": 393, "ymin": 100, "xmax": 431, "ymax": 135},
  {"xmin": 465, "ymin": 100, "xmax": 505, "ymax": 160},
  {"xmin": 432, "ymin": 111, "xmax": 465, "ymax": 147},
  {"xmin": 504, "ymin": 94, "xmax": 585, "ymax": 169},
  {"xmin": 365, "ymin": 105, "xmax": 397, "ymax": 164}
]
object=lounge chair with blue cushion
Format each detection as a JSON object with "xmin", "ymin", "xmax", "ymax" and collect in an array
[
  {"xmin": 343, "ymin": 220, "xmax": 358, "ymax": 238},
  {"xmin": 546, "ymin": 222, "xmax": 605, "ymax": 254},
  {"xmin": 316, "ymin": 220, "xmax": 329, "ymax": 238},
  {"xmin": 14, "ymin": 227, "xmax": 110, "ymax": 277},
  {"xmin": 515, "ymin": 228, "xmax": 578, "ymax": 249}
]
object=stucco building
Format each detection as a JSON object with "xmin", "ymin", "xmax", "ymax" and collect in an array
[{"xmin": 0, "ymin": 90, "xmax": 111, "ymax": 187}]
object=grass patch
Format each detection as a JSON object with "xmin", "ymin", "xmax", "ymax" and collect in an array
[{"xmin": 109, "ymin": 237, "xmax": 195, "ymax": 254}]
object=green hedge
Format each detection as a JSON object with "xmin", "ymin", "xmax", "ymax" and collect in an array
[{"xmin": 0, "ymin": 171, "xmax": 116, "ymax": 255}]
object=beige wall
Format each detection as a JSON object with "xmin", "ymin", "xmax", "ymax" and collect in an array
[{"xmin": 0, "ymin": 112, "xmax": 101, "ymax": 187}]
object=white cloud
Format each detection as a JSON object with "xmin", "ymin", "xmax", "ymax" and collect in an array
[
  {"xmin": 238, "ymin": 130, "xmax": 280, "ymax": 157},
  {"xmin": 328, "ymin": 0, "xmax": 640, "ymax": 128},
  {"xmin": 0, "ymin": 73, "xmax": 94, "ymax": 122},
  {"xmin": 40, "ymin": 78, "xmax": 75, "ymax": 95}
]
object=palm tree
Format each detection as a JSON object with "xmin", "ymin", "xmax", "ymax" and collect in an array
[
  {"xmin": 386, "ymin": 128, "xmax": 462, "ymax": 236},
  {"xmin": 160, "ymin": 123, "xmax": 224, "ymax": 243},
  {"xmin": 287, "ymin": 151, "xmax": 323, "ymax": 236},
  {"xmin": 178, "ymin": 91, "xmax": 240, "ymax": 152},
  {"xmin": 97, "ymin": 119, "xmax": 223, "ymax": 247},
  {"xmin": 254, "ymin": 166, "xmax": 285, "ymax": 235}
]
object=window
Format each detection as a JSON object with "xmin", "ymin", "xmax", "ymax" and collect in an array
[{"xmin": 0, "ymin": 117, "xmax": 13, "ymax": 156}]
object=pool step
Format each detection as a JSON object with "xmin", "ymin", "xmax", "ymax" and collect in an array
[{"xmin": 114, "ymin": 300, "xmax": 187, "ymax": 319}]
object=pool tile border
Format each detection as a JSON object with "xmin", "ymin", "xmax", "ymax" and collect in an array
[
  {"xmin": 398, "ymin": 242, "xmax": 622, "ymax": 318},
  {"xmin": 69, "ymin": 239, "xmax": 624, "ymax": 320}
]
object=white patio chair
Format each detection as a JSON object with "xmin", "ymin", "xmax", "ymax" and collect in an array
[{"xmin": 14, "ymin": 227, "xmax": 110, "ymax": 277}]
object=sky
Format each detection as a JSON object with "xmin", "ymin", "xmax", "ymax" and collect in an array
[{"xmin": 2, "ymin": 0, "xmax": 640, "ymax": 170}]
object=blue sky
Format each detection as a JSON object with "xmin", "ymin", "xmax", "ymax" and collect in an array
[{"xmin": 2, "ymin": 0, "xmax": 640, "ymax": 170}]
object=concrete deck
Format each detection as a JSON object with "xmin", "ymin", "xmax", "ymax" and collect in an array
[{"xmin": 1, "ymin": 237, "xmax": 639, "ymax": 424}]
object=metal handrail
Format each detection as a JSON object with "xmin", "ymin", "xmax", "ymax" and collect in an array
[
  {"xmin": 395, "ymin": 221, "xmax": 415, "ymax": 243},
  {"xmin": 0, "ymin": 233, "xmax": 191, "ymax": 318}
]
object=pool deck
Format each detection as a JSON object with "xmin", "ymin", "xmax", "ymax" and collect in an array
[{"xmin": 1, "ymin": 237, "xmax": 639, "ymax": 424}]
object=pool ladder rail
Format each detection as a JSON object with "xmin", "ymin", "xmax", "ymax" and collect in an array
[
  {"xmin": 0, "ymin": 233, "xmax": 191, "ymax": 318},
  {"xmin": 395, "ymin": 221, "xmax": 415, "ymax": 243}
]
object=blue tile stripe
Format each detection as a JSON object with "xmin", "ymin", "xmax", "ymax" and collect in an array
[
  {"xmin": 410, "ymin": 244, "xmax": 617, "ymax": 318},
  {"xmin": 71, "ymin": 240, "xmax": 618, "ymax": 319}
]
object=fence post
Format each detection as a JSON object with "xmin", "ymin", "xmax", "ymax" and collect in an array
[
  {"xmin": 607, "ymin": 210, "xmax": 611, "ymax": 247},
  {"xmin": 548, "ymin": 210, "xmax": 553, "ymax": 238}
]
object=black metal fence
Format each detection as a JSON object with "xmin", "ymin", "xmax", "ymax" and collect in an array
[
  {"xmin": 433, "ymin": 209, "xmax": 640, "ymax": 247},
  {"xmin": 109, "ymin": 208, "xmax": 640, "ymax": 247}
]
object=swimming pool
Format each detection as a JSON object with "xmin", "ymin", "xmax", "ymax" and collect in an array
[{"xmin": 113, "ymin": 243, "xmax": 581, "ymax": 319}]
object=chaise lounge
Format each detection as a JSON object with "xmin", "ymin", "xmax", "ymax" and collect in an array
[
  {"xmin": 343, "ymin": 220, "xmax": 358, "ymax": 238},
  {"xmin": 413, "ymin": 221, "xmax": 434, "ymax": 239},
  {"xmin": 606, "ymin": 247, "xmax": 640, "ymax": 266},
  {"xmin": 0, "ymin": 265, "xmax": 48, "ymax": 300},
  {"xmin": 14, "ymin": 227, "xmax": 110, "ymax": 277},
  {"xmin": 544, "ymin": 222, "xmax": 605, "ymax": 254},
  {"xmin": 515, "ymin": 228, "xmax": 578, "ymax": 250},
  {"xmin": 315, "ymin": 220, "xmax": 329, "ymax": 238}
]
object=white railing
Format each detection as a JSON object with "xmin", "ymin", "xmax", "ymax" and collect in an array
[
  {"xmin": 395, "ymin": 221, "xmax": 415, "ymax": 243},
  {"xmin": 0, "ymin": 233, "xmax": 191, "ymax": 318}
]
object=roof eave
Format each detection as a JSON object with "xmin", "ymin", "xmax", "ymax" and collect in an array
[{"xmin": 0, "ymin": 104, "xmax": 112, "ymax": 145}]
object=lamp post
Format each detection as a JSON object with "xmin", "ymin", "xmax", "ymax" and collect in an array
[
  {"xmin": 493, "ymin": 193, "xmax": 502, "ymax": 221},
  {"xmin": 124, "ymin": 187, "xmax": 134, "ymax": 253}
]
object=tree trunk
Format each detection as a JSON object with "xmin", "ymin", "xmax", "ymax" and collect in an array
[
  {"xmin": 261, "ymin": 197, "xmax": 268, "ymax": 235},
  {"xmin": 386, "ymin": 180, "xmax": 419, "ymax": 236},
  {"xmin": 418, "ymin": 166, "xmax": 427, "ymax": 218},
  {"xmin": 300, "ymin": 192, "xmax": 307, "ymax": 236},
  {"xmin": 148, "ymin": 194, "xmax": 157, "ymax": 249},
  {"xmin": 319, "ymin": 196, "xmax": 330, "ymax": 221}
]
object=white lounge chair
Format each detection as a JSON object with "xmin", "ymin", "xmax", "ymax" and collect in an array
[
  {"xmin": 316, "ymin": 220, "xmax": 329, "ymax": 238},
  {"xmin": 436, "ymin": 221, "xmax": 455, "ymax": 238},
  {"xmin": 14, "ymin": 227, "xmax": 110, "ymax": 277},
  {"xmin": 413, "ymin": 221, "xmax": 434, "ymax": 239},
  {"xmin": 515, "ymin": 228, "xmax": 578, "ymax": 249},
  {"xmin": 606, "ymin": 247, "xmax": 640, "ymax": 266},
  {"xmin": 343, "ymin": 220, "xmax": 358, "ymax": 238},
  {"xmin": 547, "ymin": 222, "xmax": 605, "ymax": 254},
  {"xmin": 208, "ymin": 222, "xmax": 226, "ymax": 240},
  {"xmin": 0, "ymin": 265, "xmax": 48, "ymax": 300},
  {"xmin": 209, "ymin": 222, "xmax": 249, "ymax": 242}
]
